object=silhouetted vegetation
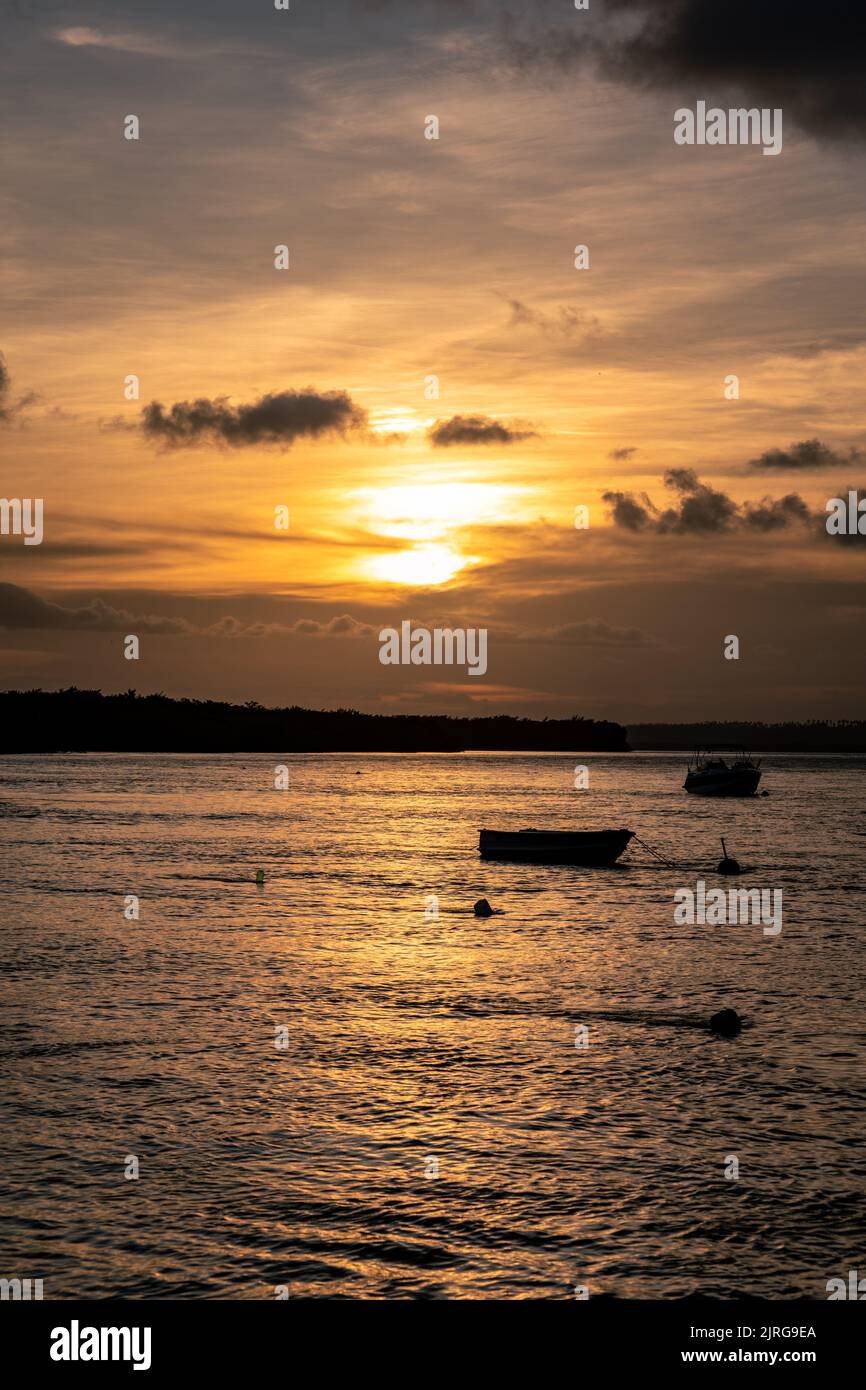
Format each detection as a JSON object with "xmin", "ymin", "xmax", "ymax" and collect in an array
[
  {"xmin": 629, "ymin": 720, "xmax": 866, "ymax": 752},
  {"xmin": 0, "ymin": 688, "xmax": 630, "ymax": 753}
]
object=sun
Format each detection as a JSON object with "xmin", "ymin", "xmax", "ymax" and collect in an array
[
  {"xmin": 368, "ymin": 409, "xmax": 432, "ymax": 437},
  {"xmin": 368, "ymin": 544, "xmax": 470, "ymax": 587},
  {"xmin": 355, "ymin": 481, "xmax": 524, "ymax": 586}
]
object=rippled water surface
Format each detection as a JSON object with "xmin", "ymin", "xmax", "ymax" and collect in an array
[{"xmin": 1, "ymin": 752, "xmax": 864, "ymax": 1299}]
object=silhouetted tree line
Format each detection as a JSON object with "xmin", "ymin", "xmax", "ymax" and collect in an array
[
  {"xmin": 0, "ymin": 688, "xmax": 630, "ymax": 753},
  {"xmin": 628, "ymin": 720, "xmax": 866, "ymax": 752}
]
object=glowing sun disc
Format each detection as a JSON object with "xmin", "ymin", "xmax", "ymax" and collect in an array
[{"xmin": 368, "ymin": 545, "xmax": 469, "ymax": 587}]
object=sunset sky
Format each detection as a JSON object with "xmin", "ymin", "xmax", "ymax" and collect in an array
[{"xmin": 2, "ymin": 0, "xmax": 865, "ymax": 720}]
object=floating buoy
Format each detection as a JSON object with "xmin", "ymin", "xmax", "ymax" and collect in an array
[
  {"xmin": 709, "ymin": 1008, "xmax": 742, "ymax": 1037},
  {"xmin": 255, "ymin": 869, "xmax": 265, "ymax": 885},
  {"xmin": 717, "ymin": 836, "xmax": 741, "ymax": 876},
  {"xmin": 473, "ymin": 898, "xmax": 494, "ymax": 917}
]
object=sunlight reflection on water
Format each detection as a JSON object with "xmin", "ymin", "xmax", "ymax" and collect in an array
[{"xmin": 1, "ymin": 752, "xmax": 864, "ymax": 1298}]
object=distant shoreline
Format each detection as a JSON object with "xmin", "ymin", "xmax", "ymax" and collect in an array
[
  {"xmin": 628, "ymin": 722, "xmax": 866, "ymax": 753},
  {"xmin": 2, "ymin": 690, "xmax": 865, "ymax": 754},
  {"xmin": 0, "ymin": 688, "xmax": 628, "ymax": 753}
]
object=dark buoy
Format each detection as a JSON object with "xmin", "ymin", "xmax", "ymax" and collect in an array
[
  {"xmin": 709, "ymin": 1008, "xmax": 742, "ymax": 1037},
  {"xmin": 255, "ymin": 869, "xmax": 265, "ymax": 885},
  {"xmin": 473, "ymin": 898, "xmax": 494, "ymax": 917},
  {"xmin": 717, "ymin": 836, "xmax": 741, "ymax": 876}
]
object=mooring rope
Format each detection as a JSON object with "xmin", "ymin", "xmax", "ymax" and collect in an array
[{"xmin": 630, "ymin": 833, "xmax": 683, "ymax": 870}]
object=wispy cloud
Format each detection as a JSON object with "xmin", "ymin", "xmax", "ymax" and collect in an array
[
  {"xmin": 0, "ymin": 583, "xmax": 375, "ymax": 638},
  {"xmin": 507, "ymin": 298, "xmax": 603, "ymax": 341},
  {"xmin": 51, "ymin": 26, "xmax": 249, "ymax": 60},
  {"xmin": 53, "ymin": 27, "xmax": 185, "ymax": 58},
  {"xmin": 516, "ymin": 618, "xmax": 658, "ymax": 648}
]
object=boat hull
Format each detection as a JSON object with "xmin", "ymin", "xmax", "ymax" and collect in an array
[
  {"xmin": 684, "ymin": 769, "xmax": 761, "ymax": 797},
  {"xmin": 479, "ymin": 828, "xmax": 634, "ymax": 866}
]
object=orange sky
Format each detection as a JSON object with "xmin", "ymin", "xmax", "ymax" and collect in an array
[{"xmin": 2, "ymin": 1, "xmax": 865, "ymax": 718}]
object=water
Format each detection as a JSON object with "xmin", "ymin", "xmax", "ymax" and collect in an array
[{"xmin": 1, "ymin": 752, "xmax": 864, "ymax": 1300}]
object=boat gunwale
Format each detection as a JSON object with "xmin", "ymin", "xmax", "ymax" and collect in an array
[{"xmin": 478, "ymin": 827, "xmax": 634, "ymax": 841}]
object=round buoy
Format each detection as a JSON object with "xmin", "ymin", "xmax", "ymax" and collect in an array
[
  {"xmin": 709, "ymin": 1008, "xmax": 742, "ymax": 1037},
  {"xmin": 473, "ymin": 898, "xmax": 494, "ymax": 917},
  {"xmin": 717, "ymin": 856, "xmax": 742, "ymax": 875}
]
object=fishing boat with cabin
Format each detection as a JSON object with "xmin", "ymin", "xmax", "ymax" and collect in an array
[{"xmin": 683, "ymin": 749, "xmax": 762, "ymax": 797}]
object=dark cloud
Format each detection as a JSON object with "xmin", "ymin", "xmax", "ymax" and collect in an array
[
  {"xmin": 742, "ymin": 494, "xmax": 813, "ymax": 532},
  {"xmin": 0, "ymin": 583, "xmax": 375, "ymax": 638},
  {"xmin": 603, "ymin": 490, "xmax": 656, "ymax": 532},
  {"xmin": 603, "ymin": 470, "xmax": 815, "ymax": 536},
  {"xmin": 659, "ymin": 468, "xmax": 739, "ymax": 533},
  {"xmin": 0, "ymin": 584, "xmax": 193, "ymax": 634},
  {"xmin": 746, "ymin": 438, "xmax": 865, "ymax": 471},
  {"xmin": 428, "ymin": 414, "xmax": 538, "ymax": 447},
  {"xmin": 205, "ymin": 612, "xmax": 374, "ymax": 638},
  {"xmin": 141, "ymin": 389, "xmax": 367, "ymax": 449},
  {"xmin": 502, "ymin": 0, "xmax": 866, "ymax": 142},
  {"xmin": 0, "ymin": 351, "xmax": 37, "ymax": 423},
  {"xmin": 290, "ymin": 614, "xmax": 374, "ymax": 637},
  {"xmin": 822, "ymin": 489, "xmax": 866, "ymax": 546},
  {"xmin": 609, "ymin": 446, "xmax": 638, "ymax": 461},
  {"xmin": 0, "ymin": 353, "xmax": 10, "ymax": 417}
]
